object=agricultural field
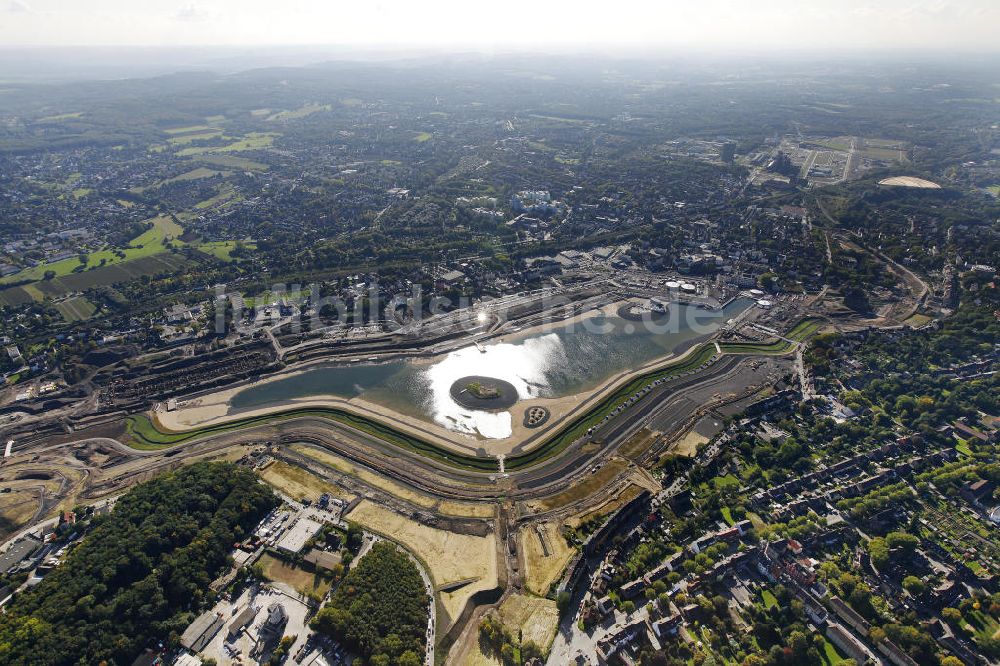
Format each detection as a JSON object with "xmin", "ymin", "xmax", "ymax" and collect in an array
[
  {"xmin": 54, "ymin": 296, "xmax": 97, "ymax": 322},
  {"xmin": 345, "ymin": 499, "xmax": 499, "ymax": 625},
  {"xmin": 0, "ymin": 288, "xmax": 34, "ymax": 308},
  {"xmin": 0, "ymin": 253, "xmax": 194, "ymax": 304}
]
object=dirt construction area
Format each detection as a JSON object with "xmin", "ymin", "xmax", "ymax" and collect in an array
[
  {"xmin": 258, "ymin": 552, "xmax": 333, "ymax": 600},
  {"xmin": 345, "ymin": 499, "xmax": 499, "ymax": 626},
  {"xmin": 292, "ymin": 444, "xmax": 493, "ymax": 518},
  {"xmin": 259, "ymin": 459, "xmax": 355, "ymax": 502},
  {"xmin": 521, "ymin": 521, "xmax": 575, "ymax": 596},
  {"xmin": 498, "ymin": 594, "xmax": 559, "ymax": 648}
]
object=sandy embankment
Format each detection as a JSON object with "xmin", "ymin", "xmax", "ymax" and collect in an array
[{"xmin": 155, "ymin": 377, "xmax": 595, "ymax": 457}]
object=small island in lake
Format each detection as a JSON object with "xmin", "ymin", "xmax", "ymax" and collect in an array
[{"xmin": 449, "ymin": 375, "xmax": 519, "ymax": 411}]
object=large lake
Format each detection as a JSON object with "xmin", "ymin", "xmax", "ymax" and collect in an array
[{"xmin": 231, "ymin": 299, "xmax": 751, "ymax": 439}]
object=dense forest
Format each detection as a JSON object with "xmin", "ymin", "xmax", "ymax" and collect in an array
[
  {"xmin": 0, "ymin": 462, "xmax": 278, "ymax": 666},
  {"xmin": 311, "ymin": 540, "xmax": 428, "ymax": 666}
]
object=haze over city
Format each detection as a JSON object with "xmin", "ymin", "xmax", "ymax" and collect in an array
[{"xmin": 2, "ymin": 0, "xmax": 1000, "ymax": 51}]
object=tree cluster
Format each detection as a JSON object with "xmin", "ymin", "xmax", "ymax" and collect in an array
[
  {"xmin": 311, "ymin": 541, "xmax": 428, "ymax": 666},
  {"xmin": 0, "ymin": 462, "xmax": 278, "ymax": 665}
]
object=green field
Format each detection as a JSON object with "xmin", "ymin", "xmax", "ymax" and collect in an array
[
  {"xmin": 193, "ymin": 154, "xmax": 268, "ymax": 171},
  {"xmin": 0, "ymin": 253, "xmax": 193, "ymax": 305},
  {"xmin": 54, "ymin": 296, "xmax": 97, "ymax": 322},
  {"xmin": 529, "ymin": 114, "xmax": 588, "ymax": 124},
  {"xmin": 713, "ymin": 474, "xmax": 741, "ymax": 491},
  {"xmin": 760, "ymin": 589, "xmax": 778, "ymax": 609},
  {"xmin": 821, "ymin": 638, "xmax": 848, "ymax": 665},
  {"xmin": 815, "ymin": 139, "xmax": 851, "ymax": 151},
  {"xmin": 0, "ymin": 216, "xmax": 184, "ymax": 286},
  {"xmin": 903, "ymin": 313, "xmax": 933, "ymax": 328},
  {"xmin": 166, "ymin": 130, "xmax": 223, "ymax": 145},
  {"xmin": 176, "ymin": 132, "xmax": 278, "ymax": 156},
  {"xmin": 0, "ymin": 288, "xmax": 33, "ymax": 308},
  {"xmin": 132, "ymin": 167, "xmax": 226, "ymax": 193},
  {"xmin": 36, "ymin": 111, "xmax": 83, "ymax": 122},
  {"xmin": 787, "ymin": 317, "xmax": 823, "ymax": 341},
  {"xmin": 163, "ymin": 124, "xmax": 216, "ymax": 135},
  {"xmin": 193, "ymin": 183, "xmax": 239, "ymax": 210},
  {"xmin": 266, "ymin": 103, "xmax": 330, "ymax": 121},
  {"xmin": 720, "ymin": 339, "xmax": 795, "ymax": 355},
  {"xmin": 965, "ymin": 608, "xmax": 1000, "ymax": 636},
  {"xmin": 413, "ymin": 131, "xmax": 433, "ymax": 142},
  {"xmin": 195, "ymin": 240, "xmax": 255, "ymax": 261},
  {"xmin": 862, "ymin": 146, "xmax": 905, "ymax": 161},
  {"xmin": 719, "ymin": 317, "xmax": 821, "ymax": 356}
]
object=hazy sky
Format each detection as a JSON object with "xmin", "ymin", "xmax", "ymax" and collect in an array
[{"xmin": 2, "ymin": 0, "xmax": 999, "ymax": 51}]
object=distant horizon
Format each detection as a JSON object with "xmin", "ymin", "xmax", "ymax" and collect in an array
[
  {"xmin": 2, "ymin": 1, "xmax": 999, "ymax": 53},
  {"xmin": 2, "ymin": 42, "xmax": 1000, "ymax": 58},
  {"xmin": 1, "ymin": 42, "xmax": 998, "ymax": 85}
]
